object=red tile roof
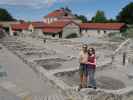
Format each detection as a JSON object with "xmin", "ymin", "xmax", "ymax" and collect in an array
[
  {"xmin": 11, "ymin": 23, "xmax": 29, "ymax": 30},
  {"xmin": 43, "ymin": 28, "xmax": 62, "ymax": 33},
  {"xmin": 80, "ymin": 23, "xmax": 126, "ymax": 30},
  {"xmin": 31, "ymin": 21, "xmax": 46, "ymax": 28},
  {"xmin": 45, "ymin": 8, "xmax": 73, "ymax": 18},
  {"xmin": 45, "ymin": 9, "xmax": 66, "ymax": 17},
  {"xmin": 44, "ymin": 20, "xmax": 79, "ymax": 28}
]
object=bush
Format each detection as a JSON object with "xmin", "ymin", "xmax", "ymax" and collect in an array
[
  {"xmin": 66, "ymin": 33, "xmax": 78, "ymax": 39},
  {"xmin": 108, "ymin": 32, "xmax": 122, "ymax": 37},
  {"xmin": 125, "ymin": 28, "xmax": 133, "ymax": 38}
]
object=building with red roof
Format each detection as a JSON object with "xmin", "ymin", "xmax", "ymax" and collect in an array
[
  {"xmin": 10, "ymin": 21, "xmax": 46, "ymax": 36},
  {"xmin": 10, "ymin": 23, "xmax": 30, "ymax": 36},
  {"xmin": 43, "ymin": 20, "xmax": 80, "ymax": 38},
  {"xmin": 11, "ymin": 23, "xmax": 29, "ymax": 30},
  {"xmin": 80, "ymin": 23, "xmax": 126, "ymax": 37},
  {"xmin": 8, "ymin": 8, "xmax": 127, "ymax": 38},
  {"xmin": 43, "ymin": 8, "xmax": 81, "ymax": 24}
]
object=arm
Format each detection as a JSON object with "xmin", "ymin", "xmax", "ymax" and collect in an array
[
  {"xmin": 79, "ymin": 52, "xmax": 83, "ymax": 63},
  {"xmin": 87, "ymin": 57, "xmax": 96, "ymax": 65}
]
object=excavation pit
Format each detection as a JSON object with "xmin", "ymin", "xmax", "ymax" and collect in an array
[
  {"xmin": 55, "ymin": 70, "xmax": 126, "ymax": 90},
  {"xmin": 23, "ymin": 51, "xmax": 52, "ymax": 58},
  {"xmin": 35, "ymin": 58, "xmax": 67, "ymax": 70}
]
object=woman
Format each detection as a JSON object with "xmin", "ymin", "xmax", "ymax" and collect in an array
[{"xmin": 87, "ymin": 48, "xmax": 97, "ymax": 89}]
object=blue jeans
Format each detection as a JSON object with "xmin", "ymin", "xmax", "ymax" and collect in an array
[{"xmin": 88, "ymin": 68, "xmax": 96, "ymax": 88}]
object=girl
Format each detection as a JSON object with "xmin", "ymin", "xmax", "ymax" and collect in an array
[{"xmin": 87, "ymin": 48, "xmax": 97, "ymax": 89}]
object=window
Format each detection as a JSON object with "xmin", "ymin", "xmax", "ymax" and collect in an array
[
  {"xmin": 29, "ymin": 29, "xmax": 32, "ymax": 32},
  {"xmin": 104, "ymin": 30, "xmax": 106, "ymax": 34},
  {"xmin": 64, "ymin": 13, "xmax": 68, "ymax": 16},
  {"xmin": 52, "ymin": 34, "xmax": 55, "ymax": 37},
  {"xmin": 86, "ymin": 29, "xmax": 88, "ymax": 32}
]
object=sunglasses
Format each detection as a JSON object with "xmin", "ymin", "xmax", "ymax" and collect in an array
[{"xmin": 83, "ymin": 46, "xmax": 87, "ymax": 48}]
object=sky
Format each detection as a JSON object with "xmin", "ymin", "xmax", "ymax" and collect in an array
[{"xmin": 0, "ymin": 0, "xmax": 132, "ymax": 21}]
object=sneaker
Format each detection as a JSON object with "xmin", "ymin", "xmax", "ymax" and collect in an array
[
  {"xmin": 78, "ymin": 84, "xmax": 82, "ymax": 91},
  {"xmin": 87, "ymin": 86, "xmax": 92, "ymax": 88},
  {"xmin": 93, "ymin": 87, "xmax": 97, "ymax": 89}
]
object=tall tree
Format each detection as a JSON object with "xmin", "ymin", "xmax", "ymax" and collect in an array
[
  {"xmin": 117, "ymin": 2, "xmax": 133, "ymax": 24},
  {"xmin": 0, "ymin": 8, "xmax": 15, "ymax": 21},
  {"xmin": 91, "ymin": 10, "xmax": 107, "ymax": 23}
]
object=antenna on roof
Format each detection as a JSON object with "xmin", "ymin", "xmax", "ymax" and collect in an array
[{"xmin": 65, "ymin": 6, "xmax": 71, "ymax": 12}]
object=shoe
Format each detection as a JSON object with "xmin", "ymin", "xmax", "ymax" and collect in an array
[
  {"xmin": 78, "ymin": 84, "xmax": 82, "ymax": 91},
  {"xmin": 87, "ymin": 86, "xmax": 92, "ymax": 88},
  {"xmin": 93, "ymin": 87, "xmax": 97, "ymax": 89}
]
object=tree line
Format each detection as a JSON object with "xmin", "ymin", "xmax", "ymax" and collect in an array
[{"xmin": 76, "ymin": 2, "xmax": 133, "ymax": 24}]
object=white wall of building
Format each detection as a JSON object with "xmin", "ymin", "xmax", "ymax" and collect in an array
[
  {"xmin": 43, "ymin": 17, "xmax": 58, "ymax": 24},
  {"xmin": 62, "ymin": 23, "xmax": 80, "ymax": 38},
  {"xmin": 81, "ymin": 29, "xmax": 120, "ymax": 37}
]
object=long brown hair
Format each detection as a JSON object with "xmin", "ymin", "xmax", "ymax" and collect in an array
[{"xmin": 88, "ymin": 48, "xmax": 95, "ymax": 56}]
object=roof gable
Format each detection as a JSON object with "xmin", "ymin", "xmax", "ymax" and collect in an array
[{"xmin": 45, "ymin": 8, "xmax": 73, "ymax": 18}]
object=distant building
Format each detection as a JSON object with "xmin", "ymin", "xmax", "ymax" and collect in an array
[
  {"xmin": 10, "ymin": 23, "xmax": 29, "ymax": 36},
  {"xmin": 10, "ymin": 22, "xmax": 45, "ymax": 36},
  {"xmin": 80, "ymin": 23, "xmax": 126, "ymax": 37},
  {"xmin": 43, "ymin": 20, "xmax": 80, "ymax": 38},
  {"xmin": 0, "ymin": 21, "xmax": 20, "ymax": 35},
  {"xmin": 8, "ymin": 8, "xmax": 127, "ymax": 38},
  {"xmin": 28, "ymin": 22, "xmax": 46, "ymax": 37},
  {"xmin": 43, "ymin": 8, "xmax": 81, "ymax": 24}
]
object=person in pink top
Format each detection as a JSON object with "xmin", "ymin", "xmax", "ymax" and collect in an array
[{"xmin": 87, "ymin": 48, "xmax": 97, "ymax": 89}]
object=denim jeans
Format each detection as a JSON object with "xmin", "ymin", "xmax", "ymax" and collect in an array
[{"xmin": 88, "ymin": 68, "xmax": 96, "ymax": 88}]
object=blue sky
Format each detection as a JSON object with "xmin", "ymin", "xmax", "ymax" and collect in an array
[{"xmin": 0, "ymin": 0, "xmax": 132, "ymax": 21}]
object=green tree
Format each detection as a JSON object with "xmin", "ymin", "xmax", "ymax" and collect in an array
[
  {"xmin": 117, "ymin": 2, "xmax": 133, "ymax": 24},
  {"xmin": 0, "ymin": 8, "xmax": 15, "ymax": 21},
  {"xmin": 64, "ymin": 6, "xmax": 72, "ymax": 12},
  {"xmin": 107, "ymin": 18, "xmax": 117, "ymax": 23},
  {"xmin": 75, "ymin": 14, "xmax": 88, "ymax": 23},
  {"xmin": 91, "ymin": 10, "xmax": 107, "ymax": 23}
]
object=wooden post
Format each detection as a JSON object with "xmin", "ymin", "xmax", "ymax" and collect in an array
[{"xmin": 123, "ymin": 52, "xmax": 126, "ymax": 66}]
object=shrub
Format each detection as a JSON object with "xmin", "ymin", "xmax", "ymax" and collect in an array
[{"xmin": 66, "ymin": 33, "xmax": 78, "ymax": 39}]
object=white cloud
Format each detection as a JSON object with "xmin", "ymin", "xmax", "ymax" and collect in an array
[
  {"xmin": 0, "ymin": 0, "xmax": 62, "ymax": 8},
  {"xmin": 86, "ymin": 12, "xmax": 95, "ymax": 20}
]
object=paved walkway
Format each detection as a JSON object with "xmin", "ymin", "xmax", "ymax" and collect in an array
[{"xmin": 0, "ymin": 43, "xmax": 62, "ymax": 98}]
